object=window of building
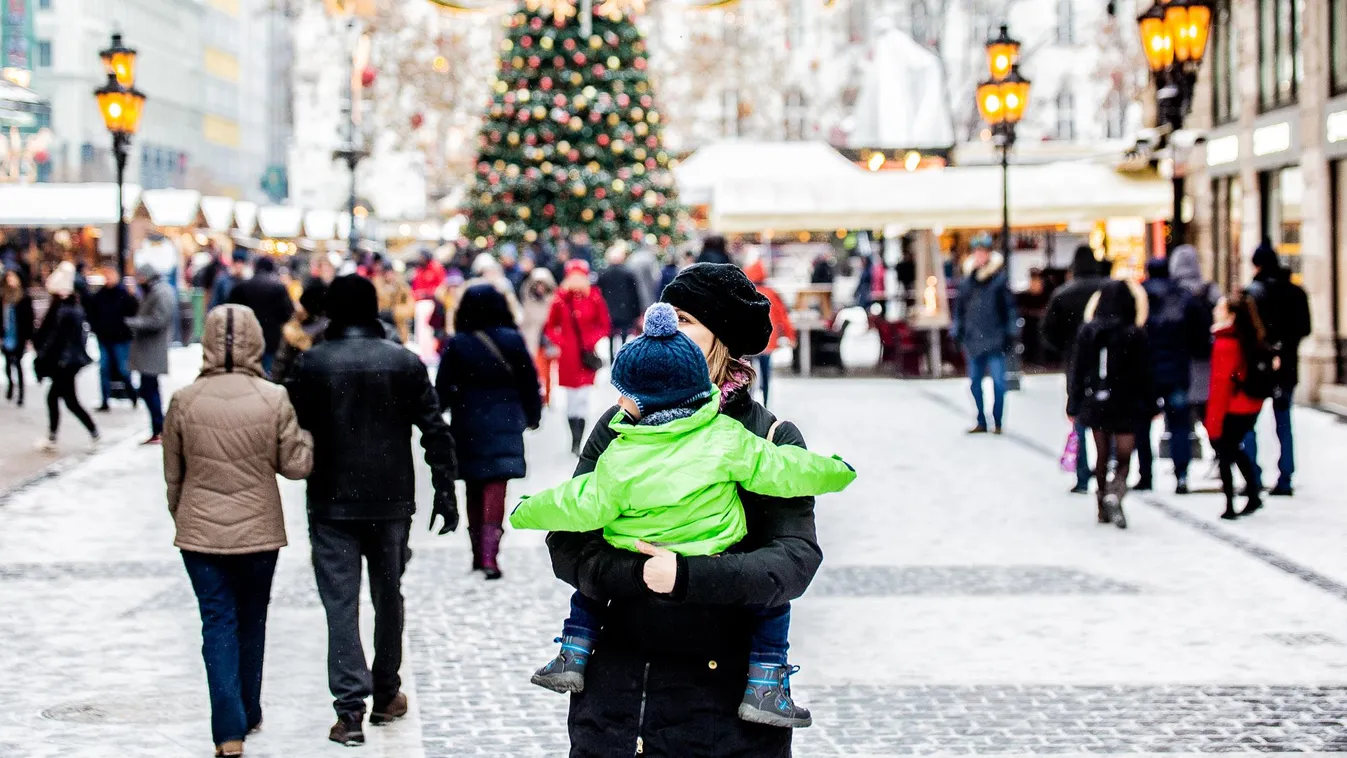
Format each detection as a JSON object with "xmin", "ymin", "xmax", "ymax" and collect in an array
[
  {"xmin": 783, "ymin": 89, "xmax": 807, "ymax": 140},
  {"xmin": 1104, "ymin": 90, "xmax": 1125, "ymax": 139},
  {"xmin": 1258, "ymin": 0, "xmax": 1303, "ymax": 111},
  {"xmin": 1056, "ymin": 0, "xmax": 1074, "ymax": 45},
  {"xmin": 1261, "ymin": 166, "xmax": 1305, "ymax": 281},
  {"xmin": 38, "ymin": 0, "xmax": 50, "ymax": 9},
  {"xmin": 1333, "ymin": 0, "xmax": 1347, "ymax": 93},
  {"xmin": 1212, "ymin": 0, "xmax": 1240, "ymax": 124},
  {"xmin": 36, "ymin": 42, "xmax": 51, "ymax": 68},
  {"xmin": 1212, "ymin": 176, "xmax": 1243, "ymax": 290},
  {"xmin": 722, "ymin": 90, "xmax": 740, "ymax": 138},
  {"xmin": 1055, "ymin": 88, "xmax": 1076, "ymax": 141}
]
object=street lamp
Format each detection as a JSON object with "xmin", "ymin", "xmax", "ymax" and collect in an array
[
  {"xmin": 1137, "ymin": 0, "xmax": 1212, "ymax": 250},
  {"xmin": 976, "ymin": 25, "xmax": 1030, "ymax": 389},
  {"xmin": 95, "ymin": 33, "xmax": 145, "ymax": 276}
]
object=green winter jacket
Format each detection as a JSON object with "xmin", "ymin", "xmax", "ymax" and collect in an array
[{"xmin": 510, "ymin": 392, "xmax": 855, "ymax": 556}]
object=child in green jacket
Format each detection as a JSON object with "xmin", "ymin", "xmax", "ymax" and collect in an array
[{"xmin": 511, "ymin": 302, "xmax": 856, "ymax": 728}]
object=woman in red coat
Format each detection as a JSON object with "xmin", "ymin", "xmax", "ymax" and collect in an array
[
  {"xmin": 544, "ymin": 259, "xmax": 611, "ymax": 455},
  {"xmin": 1206, "ymin": 292, "xmax": 1269, "ymax": 520}
]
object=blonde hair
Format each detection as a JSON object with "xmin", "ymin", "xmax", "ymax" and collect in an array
[{"xmin": 706, "ymin": 339, "xmax": 731, "ymax": 385}]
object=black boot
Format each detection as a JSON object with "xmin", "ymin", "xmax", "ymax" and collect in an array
[
  {"xmin": 568, "ymin": 418, "xmax": 585, "ymax": 457},
  {"xmin": 1096, "ymin": 492, "xmax": 1111, "ymax": 524},
  {"xmin": 1238, "ymin": 495, "xmax": 1263, "ymax": 517},
  {"xmin": 467, "ymin": 527, "xmax": 484, "ymax": 572},
  {"xmin": 738, "ymin": 663, "xmax": 812, "ymax": 728},
  {"xmin": 480, "ymin": 525, "xmax": 504, "ymax": 580},
  {"xmin": 531, "ymin": 635, "xmax": 593, "ymax": 693}
]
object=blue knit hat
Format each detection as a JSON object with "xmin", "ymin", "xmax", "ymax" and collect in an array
[{"xmin": 610, "ymin": 303, "xmax": 713, "ymax": 415}]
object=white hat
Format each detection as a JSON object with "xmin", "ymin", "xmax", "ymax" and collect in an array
[{"xmin": 45, "ymin": 262, "xmax": 76, "ymax": 297}]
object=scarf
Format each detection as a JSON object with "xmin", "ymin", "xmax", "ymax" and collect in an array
[{"xmin": 718, "ymin": 357, "xmax": 755, "ymax": 410}]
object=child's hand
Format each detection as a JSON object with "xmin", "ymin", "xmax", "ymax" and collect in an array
[{"xmin": 635, "ymin": 540, "xmax": 677, "ymax": 594}]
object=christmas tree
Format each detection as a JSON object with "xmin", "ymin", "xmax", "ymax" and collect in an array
[{"xmin": 464, "ymin": 0, "xmax": 688, "ymax": 251}]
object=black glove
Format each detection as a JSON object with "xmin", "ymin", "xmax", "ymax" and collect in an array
[{"xmin": 429, "ymin": 489, "xmax": 459, "ymax": 535}]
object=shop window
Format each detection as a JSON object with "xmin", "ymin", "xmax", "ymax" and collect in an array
[
  {"xmin": 36, "ymin": 42, "xmax": 51, "ymax": 68},
  {"xmin": 1055, "ymin": 89, "xmax": 1076, "ymax": 141},
  {"xmin": 1104, "ymin": 90, "xmax": 1125, "ymax": 139},
  {"xmin": 1211, "ymin": 0, "xmax": 1240, "ymax": 124},
  {"xmin": 1262, "ymin": 166, "xmax": 1305, "ymax": 282},
  {"xmin": 1056, "ymin": 0, "xmax": 1074, "ymax": 45},
  {"xmin": 1213, "ymin": 176, "xmax": 1243, "ymax": 290},
  {"xmin": 1258, "ymin": 0, "xmax": 1303, "ymax": 111},
  {"xmin": 1334, "ymin": 0, "xmax": 1347, "ymax": 93}
]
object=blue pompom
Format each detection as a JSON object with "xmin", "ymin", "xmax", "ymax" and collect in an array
[{"xmin": 643, "ymin": 302, "xmax": 679, "ymax": 338}]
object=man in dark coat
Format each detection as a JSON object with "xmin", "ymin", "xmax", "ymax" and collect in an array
[
  {"xmin": 953, "ymin": 238, "xmax": 1017, "ymax": 434},
  {"xmin": 697, "ymin": 234, "xmax": 732, "ymax": 265},
  {"xmin": 228, "ymin": 256, "xmax": 294, "ymax": 376},
  {"xmin": 210, "ymin": 251, "xmax": 248, "ymax": 310},
  {"xmin": 85, "ymin": 273, "xmax": 140, "ymax": 411},
  {"xmin": 1243, "ymin": 240, "xmax": 1312, "ymax": 496},
  {"xmin": 1043, "ymin": 245, "xmax": 1109, "ymax": 493},
  {"xmin": 1138, "ymin": 258, "xmax": 1210, "ymax": 494},
  {"xmin": 597, "ymin": 246, "xmax": 644, "ymax": 358},
  {"xmin": 284, "ymin": 275, "xmax": 458, "ymax": 746}
]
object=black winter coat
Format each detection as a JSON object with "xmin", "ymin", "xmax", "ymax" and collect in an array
[
  {"xmin": 285, "ymin": 324, "xmax": 457, "ymax": 521},
  {"xmin": 1246, "ymin": 269, "xmax": 1311, "ymax": 389},
  {"xmin": 953, "ymin": 256, "xmax": 1016, "ymax": 358},
  {"xmin": 84, "ymin": 284, "xmax": 138, "ymax": 344},
  {"xmin": 1142, "ymin": 278, "xmax": 1209, "ymax": 393},
  {"xmin": 228, "ymin": 274, "xmax": 295, "ymax": 355},
  {"xmin": 33, "ymin": 299, "xmax": 92, "ymax": 378},
  {"xmin": 597, "ymin": 265, "xmax": 643, "ymax": 327},
  {"xmin": 435, "ymin": 327, "xmax": 542, "ymax": 482},
  {"xmin": 1042, "ymin": 275, "xmax": 1107, "ymax": 355},
  {"xmin": 1068, "ymin": 322, "xmax": 1154, "ymax": 433},
  {"xmin": 547, "ymin": 389, "xmax": 818, "ymax": 758}
]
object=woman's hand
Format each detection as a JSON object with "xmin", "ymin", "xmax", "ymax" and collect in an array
[{"xmin": 635, "ymin": 540, "xmax": 677, "ymax": 594}]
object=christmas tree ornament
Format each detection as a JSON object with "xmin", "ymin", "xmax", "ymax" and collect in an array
[
  {"xmin": 595, "ymin": 187, "xmax": 607, "ymax": 199},
  {"xmin": 581, "ymin": 208, "xmax": 595, "ymax": 222},
  {"xmin": 540, "ymin": 35, "xmax": 553, "ymax": 49}
]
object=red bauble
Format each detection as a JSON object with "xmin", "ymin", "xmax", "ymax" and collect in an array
[
  {"xmin": 503, "ymin": 192, "xmax": 514, "ymax": 202},
  {"xmin": 553, "ymin": 56, "xmax": 564, "ymax": 67},
  {"xmin": 410, "ymin": 112, "xmax": 424, "ymax": 129},
  {"xmin": 550, "ymin": 225, "xmax": 562, "ymax": 237},
  {"xmin": 640, "ymin": 95, "xmax": 653, "ymax": 108},
  {"xmin": 490, "ymin": 130, "xmax": 501, "ymax": 142},
  {"xmin": 597, "ymin": 134, "xmax": 611, "ymax": 146},
  {"xmin": 568, "ymin": 149, "xmax": 580, "ymax": 161},
  {"xmin": 543, "ymin": 204, "xmax": 556, "ymax": 216},
  {"xmin": 525, "ymin": 133, "xmax": 537, "ymax": 145},
  {"xmin": 646, "ymin": 136, "xmax": 658, "ymax": 148},
  {"xmin": 595, "ymin": 187, "xmax": 607, "ymax": 199},
  {"xmin": 604, "ymin": 209, "xmax": 616, "ymax": 221},
  {"xmin": 659, "ymin": 235, "xmax": 671, "ymax": 246},
  {"xmin": 541, "ymin": 77, "xmax": 553, "ymax": 91},
  {"xmin": 645, "ymin": 158, "xmax": 657, "ymax": 170},
  {"xmin": 488, "ymin": 173, "xmax": 500, "ymax": 185},
  {"xmin": 634, "ymin": 57, "xmax": 647, "ymax": 71},
  {"xmin": 616, "ymin": 93, "xmax": 630, "ymax": 107},
  {"xmin": 592, "ymin": 64, "xmax": 605, "ymax": 76},
  {"xmin": 477, "ymin": 162, "xmax": 490, "ymax": 173},
  {"xmin": 360, "ymin": 66, "xmax": 376, "ymax": 87},
  {"xmin": 631, "ymin": 230, "xmax": 644, "ymax": 242},
  {"xmin": 553, "ymin": 94, "xmax": 566, "ymax": 107},
  {"xmin": 573, "ymin": 53, "xmax": 586, "ymax": 65},
  {"xmin": 528, "ymin": 56, "xmax": 541, "ymax": 68},
  {"xmin": 530, "ymin": 16, "xmax": 543, "ymax": 29},
  {"xmin": 520, "ymin": 35, "xmax": 533, "ymax": 47},
  {"xmin": 563, "ymin": 38, "xmax": 576, "ymax": 50},
  {"xmin": 503, "ymin": 105, "xmax": 515, "ymax": 117},
  {"xmin": 589, "ymin": 111, "xmax": 602, "ymax": 123},
  {"xmin": 504, "ymin": 91, "xmax": 515, "ymax": 104},
  {"xmin": 33, "ymin": 149, "xmax": 50, "ymax": 164},
  {"xmin": 631, "ymin": 184, "xmax": 643, "ymax": 196}
]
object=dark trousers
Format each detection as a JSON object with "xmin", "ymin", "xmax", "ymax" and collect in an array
[
  {"xmin": 609, "ymin": 323, "xmax": 635, "ymax": 363},
  {"xmin": 310, "ymin": 518, "xmax": 411, "ymax": 718},
  {"xmin": 756, "ymin": 353, "xmax": 774, "ymax": 406},
  {"xmin": 3, "ymin": 347, "xmax": 23, "ymax": 403},
  {"xmin": 47, "ymin": 367, "xmax": 97, "ymax": 438},
  {"xmin": 1217, "ymin": 413, "xmax": 1260, "ymax": 508},
  {"xmin": 1073, "ymin": 420, "xmax": 1092, "ymax": 489},
  {"xmin": 181, "ymin": 550, "xmax": 279, "ymax": 746},
  {"xmin": 967, "ymin": 352, "xmax": 1007, "ymax": 429},
  {"xmin": 565, "ymin": 591, "xmax": 793, "ymax": 666},
  {"xmin": 139, "ymin": 373, "xmax": 164, "ymax": 436},
  {"xmin": 1242, "ymin": 393, "xmax": 1294, "ymax": 490},
  {"xmin": 97, "ymin": 339, "xmax": 131, "ymax": 405},
  {"xmin": 1136, "ymin": 386, "xmax": 1193, "ymax": 484}
]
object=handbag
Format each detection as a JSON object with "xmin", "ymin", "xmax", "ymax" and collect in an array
[
  {"xmin": 566, "ymin": 301, "xmax": 603, "ymax": 371},
  {"xmin": 1058, "ymin": 430, "xmax": 1079, "ymax": 473}
]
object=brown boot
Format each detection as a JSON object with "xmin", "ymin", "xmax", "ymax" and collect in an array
[
  {"xmin": 214, "ymin": 740, "xmax": 244, "ymax": 757},
  {"xmin": 371, "ymin": 691, "xmax": 408, "ymax": 725},
  {"xmin": 328, "ymin": 713, "xmax": 365, "ymax": 746}
]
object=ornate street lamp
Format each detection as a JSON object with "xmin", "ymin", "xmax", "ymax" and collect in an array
[
  {"xmin": 95, "ymin": 33, "xmax": 146, "ymax": 277},
  {"xmin": 977, "ymin": 23, "xmax": 1031, "ymax": 389},
  {"xmin": 1137, "ymin": 0, "xmax": 1212, "ymax": 250}
]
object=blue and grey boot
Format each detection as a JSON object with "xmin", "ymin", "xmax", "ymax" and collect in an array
[
  {"xmin": 738, "ymin": 663, "xmax": 812, "ymax": 728},
  {"xmin": 530, "ymin": 635, "xmax": 593, "ymax": 693}
]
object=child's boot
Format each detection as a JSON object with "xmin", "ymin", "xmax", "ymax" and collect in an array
[
  {"xmin": 531, "ymin": 635, "xmax": 592, "ymax": 693},
  {"xmin": 738, "ymin": 663, "xmax": 812, "ymax": 728}
]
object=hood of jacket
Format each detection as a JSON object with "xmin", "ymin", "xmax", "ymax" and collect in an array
[
  {"xmin": 1083, "ymin": 279, "xmax": 1148, "ymax": 327},
  {"xmin": 1070, "ymin": 246, "xmax": 1100, "ymax": 277},
  {"xmin": 1169, "ymin": 245, "xmax": 1204, "ymax": 291},
  {"xmin": 200, "ymin": 304, "xmax": 265, "ymax": 378},
  {"xmin": 962, "ymin": 252, "xmax": 1005, "ymax": 282}
]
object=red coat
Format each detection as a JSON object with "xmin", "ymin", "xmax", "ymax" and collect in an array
[
  {"xmin": 544, "ymin": 287, "xmax": 611, "ymax": 388},
  {"xmin": 1206, "ymin": 326, "xmax": 1266, "ymax": 439},
  {"xmin": 411, "ymin": 261, "xmax": 447, "ymax": 301},
  {"xmin": 758, "ymin": 284, "xmax": 797, "ymax": 350}
]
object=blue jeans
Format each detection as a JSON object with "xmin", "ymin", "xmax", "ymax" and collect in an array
[
  {"xmin": 967, "ymin": 352, "xmax": 1007, "ymax": 429},
  {"xmin": 181, "ymin": 550, "xmax": 279, "ymax": 745},
  {"xmin": 1136, "ymin": 386, "xmax": 1193, "ymax": 484},
  {"xmin": 98, "ymin": 339, "xmax": 131, "ymax": 405},
  {"xmin": 756, "ymin": 353, "xmax": 773, "ymax": 406},
  {"xmin": 564, "ymin": 592, "xmax": 792, "ymax": 666},
  {"xmin": 261, "ymin": 352, "xmax": 275, "ymax": 378},
  {"xmin": 139, "ymin": 373, "xmax": 164, "ymax": 436},
  {"xmin": 1242, "ymin": 392, "xmax": 1294, "ymax": 490},
  {"xmin": 1073, "ymin": 420, "xmax": 1092, "ymax": 489}
]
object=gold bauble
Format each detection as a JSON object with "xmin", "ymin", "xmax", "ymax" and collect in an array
[
  {"xmin": 518, "ymin": 207, "xmax": 531, "ymax": 219},
  {"xmin": 634, "ymin": 148, "xmax": 647, "ymax": 160},
  {"xmin": 558, "ymin": 140, "xmax": 571, "ymax": 153},
  {"xmin": 633, "ymin": 163, "xmax": 646, "ymax": 175},
  {"xmin": 479, "ymin": 193, "xmax": 492, "ymax": 204},
  {"xmin": 612, "ymin": 140, "xmax": 625, "ymax": 153},
  {"xmin": 631, "ymin": 107, "xmax": 644, "ymax": 121},
  {"xmin": 628, "ymin": 207, "xmax": 643, "ymax": 221},
  {"xmin": 493, "ymin": 160, "xmax": 506, "ymax": 171},
  {"xmin": 613, "ymin": 179, "xmax": 626, "ymax": 192},
  {"xmin": 570, "ymin": 72, "xmax": 583, "ymax": 85},
  {"xmin": 606, "ymin": 113, "xmax": 620, "ymax": 126},
  {"xmin": 540, "ymin": 36, "xmax": 554, "ymax": 50},
  {"xmin": 474, "ymin": 236, "xmax": 488, "ymax": 248},
  {"xmin": 524, "ymin": 229, "xmax": 538, "ymax": 242},
  {"xmin": 501, "ymin": 39, "xmax": 514, "ymax": 52},
  {"xmin": 657, "ymin": 214, "xmax": 670, "ymax": 226},
  {"xmin": 541, "ymin": 161, "xmax": 554, "ymax": 173},
  {"xmin": 588, "ymin": 36, "xmax": 602, "ymax": 49},
  {"xmin": 493, "ymin": 220, "xmax": 507, "ymax": 234},
  {"xmin": 634, "ymin": 122, "xmax": 649, "ymax": 137},
  {"xmin": 647, "ymin": 111, "xmax": 659, "ymax": 123},
  {"xmin": 506, "ymin": 132, "xmax": 520, "ymax": 145},
  {"xmin": 493, "ymin": 80, "xmax": 508, "ymax": 94},
  {"xmin": 581, "ymin": 208, "xmax": 595, "ymax": 221},
  {"xmin": 518, "ymin": 89, "xmax": 531, "ymax": 102},
  {"xmin": 512, "ymin": 56, "xmax": 524, "ymax": 69},
  {"xmin": 533, "ymin": 106, "xmax": 546, "ymax": 119},
  {"xmin": 573, "ymin": 96, "xmax": 587, "ymax": 109},
  {"xmin": 586, "ymin": 161, "xmax": 600, "ymax": 172},
  {"xmin": 572, "ymin": 183, "xmax": 587, "ymax": 197},
  {"xmin": 607, "ymin": 56, "xmax": 620, "ymax": 69},
  {"xmin": 568, "ymin": 118, "xmax": 582, "ymax": 132}
]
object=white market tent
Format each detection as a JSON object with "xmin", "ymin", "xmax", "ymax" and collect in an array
[
  {"xmin": 849, "ymin": 27, "xmax": 957, "ymax": 149},
  {"xmin": 674, "ymin": 140, "xmax": 866, "ymax": 206},
  {"xmin": 0, "ymin": 182, "xmax": 142, "ymax": 226},
  {"xmin": 709, "ymin": 161, "xmax": 1171, "ymax": 233}
]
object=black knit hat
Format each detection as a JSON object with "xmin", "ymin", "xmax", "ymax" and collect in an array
[
  {"xmin": 326, "ymin": 274, "xmax": 379, "ymax": 331},
  {"xmin": 660, "ymin": 263, "xmax": 772, "ymax": 358}
]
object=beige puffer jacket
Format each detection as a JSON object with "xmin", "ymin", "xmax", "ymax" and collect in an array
[{"xmin": 163, "ymin": 304, "xmax": 314, "ymax": 554}]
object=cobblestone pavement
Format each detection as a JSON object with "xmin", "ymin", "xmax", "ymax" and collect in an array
[{"xmin": 2, "ymin": 373, "xmax": 1347, "ymax": 756}]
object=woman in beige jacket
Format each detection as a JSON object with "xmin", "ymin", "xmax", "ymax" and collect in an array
[{"xmin": 163, "ymin": 304, "xmax": 313, "ymax": 757}]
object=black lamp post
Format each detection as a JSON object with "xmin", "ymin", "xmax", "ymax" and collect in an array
[
  {"xmin": 976, "ymin": 25, "xmax": 1031, "ymax": 389},
  {"xmin": 1137, "ymin": 0, "xmax": 1213, "ymax": 251},
  {"xmin": 95, "ymin": 33, "xmax": 145, "ymax": 277}
]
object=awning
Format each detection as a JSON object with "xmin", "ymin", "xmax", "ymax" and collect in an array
[
  {"xmin": 674, "ymin": 140, "xmax": 865, "ymax": 206},
  {"xmin": 199, "ymin": 196, "xmax": 235, "ymax": 232},
  {"xmin": 0, "ymin": 182, "xmax": 142, "ymax": 226},
  {"xmin": 304, "ymin": 209, "xmax": 338, "ymax": 240},
  {"xmin": 256, "ymin": 205, "xmax": 304, "ymax": 238},
  {"xmin": 139, "ymin": 189, "xmax": 203, "ymax": 227},
  {"xmin": 709, "ymin": 161, "xmax": 1170, "ymax": 232},
  {"xmin": 0, "ymin": 79, "xmax": 48, "ymax": 128}
]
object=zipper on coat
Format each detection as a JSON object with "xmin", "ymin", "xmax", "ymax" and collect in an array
[{"xmin": 634, "ymin": 662, "xmax": 650, "ymax": 755}]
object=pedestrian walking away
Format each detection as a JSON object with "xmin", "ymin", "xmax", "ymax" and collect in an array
[
  {"xmin": 2, "ymin": 267, "xmax": 34, "ymax": 407},
  {"xmin": 596, "ymin": 242, "xmax": 643, "ymax": 359},
  {"xmin": 1043, "ymin": 245, "xmax": 1109, "ymax": 493},
  {"xmin": 32, "ymin": 263, "xmax": 99, "ymax": 451},
  {"xmin": 1242, "ymin": 241, "xmax": 1312, "ymax": 496},
  {"xmin": 227, "ymin": 257, "xmax": 295, "ymax": 377},
  {"xmin": 547, "ymin": 262, "xmax": 823, "ymax": 756},
  {"xmin": 744, "ymin": 259, "xmax": 796, "ymax": 407},
  {"xmin": 162, "ymin": 305, "xmax": 314, "ymax": 757},
  {"xmin": 1207, "ymin": 293, "xmax": 1272, "ymax": 520},
  {"xmin": 284, "ymin": 274, "xmax": 459, "ymax": 747},
  {"xmin": 518, "ymin": 268, "xmax": 558, "ymax": 406},
  {"xmin": 84, "ymin": 271, "xmax": 140, "ymax": 410},
  {"xmin": 436, "ymin": 283, "xmax": 542, "ymax": 580},
  {"xmin": 1067, "ymin": 279, "xmax": 1152, "ymax": 529},
  {"xmin": 544, "ymin": 259, "xmax": 610, "ymax": 456},
  {"xmin": 697, "ymin": 234, "xmax": 733, "ymax": 265},
  {"xmin": 953, "ymin": 235, "xmax": 1017, "ymax": 435},
  {"xmin": 515, "ymin": 302, "xmax": 855, "ymax": 730},
  {"xmin": 270, "ymin": 281, "xmax": 329, "ymax": 384},
  {"xmin": 126, "ymin": 264, "xmax": 176, "ymax": 444}
]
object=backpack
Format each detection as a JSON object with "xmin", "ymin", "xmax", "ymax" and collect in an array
[
  {"xmin": 1080, "ymin": 330, "xmax": 1127, "ymax": 417},
  {"xmin": 1236, "ymin": 341, "xmax": 1279, "ymax": 400}
]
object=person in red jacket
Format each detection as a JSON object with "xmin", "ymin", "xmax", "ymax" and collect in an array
[
  {"xmin": 410, "ymin": 251, "xmax": 447, "ymax": 301},
  {"xmin": 544, "ymin": 259, "xmax": 611, "ymax": 455},
  {"xmin": 1206, "ymin": 292, "xmax": 1269, "ymax": 520},
  {"xmin": 743, "ymin": 259, "xmax": 796, "ymax": 406}
]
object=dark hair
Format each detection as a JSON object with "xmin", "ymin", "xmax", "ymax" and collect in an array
[
  {"xmin": 1227, "ymin": 291, "xmax": 1267, "ymax": 357},
  {"xmin": 299, "ymin": 281, "xmax": 328, "ymax": 320},
  {"xmin": 455, "ymin": 283, "xmax": 516, "ymax": 333},
  {"xmin": 254, "ymin": 256, "xmax": 276, "ymax": 275},
  {"xmin": 1093, "ymin": 280, "xmax": 1136, "ymax": 326}
]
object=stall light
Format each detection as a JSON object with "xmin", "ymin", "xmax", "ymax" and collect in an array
[
  {"xmin": 903, "ymin": 150, "xmax": 921, "ymax": 171},
  {"xmin": 797, "ymin": 231, "xmax": 810, "ymax": 243},
  {"xmin": 867, "ymin": 152, "xmax": 886, "ymax": 171},
  {"xmin": 399, "ymin": 223, "xmax": 412, "ymax": 236},
  {"xmin": 835, "ymin": 228, "xmax": 847, "ymax": 239}
]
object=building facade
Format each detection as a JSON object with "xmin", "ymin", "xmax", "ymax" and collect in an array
[{"xmin": 1189, "ymin": 0, "xmax": 1345, "ymax": 408}]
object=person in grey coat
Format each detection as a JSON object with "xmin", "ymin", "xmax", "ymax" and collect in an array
[
  {"xmin": 127, "ymin": 263, "xmax": 176, "ymax": 443},
  {"xmin": 1167, "ymin": 246, "xmax": 1218, "ymax": 425},
  {"xmin": 952, "ymin": 236, "xmax": 1017, "ymax": 434}
]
